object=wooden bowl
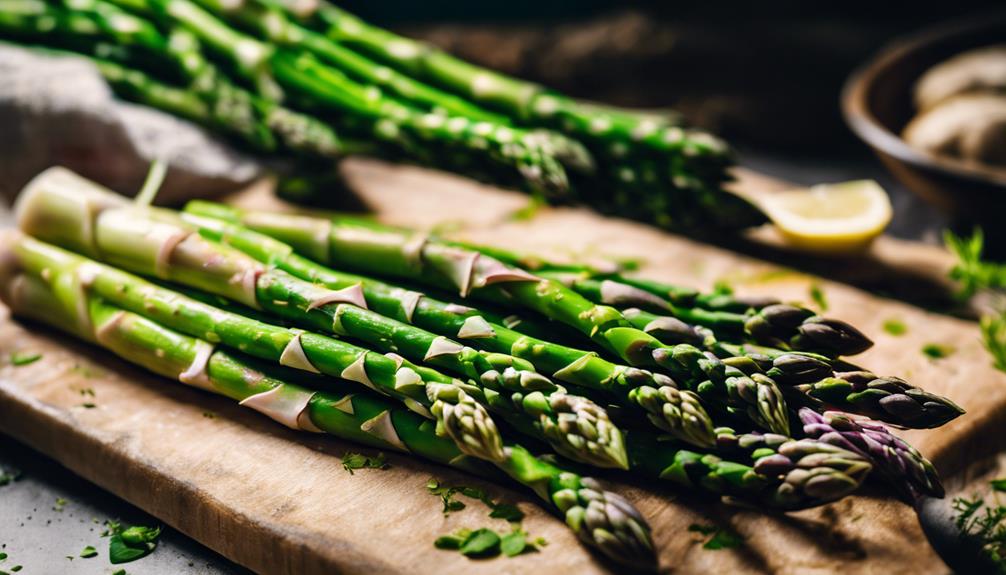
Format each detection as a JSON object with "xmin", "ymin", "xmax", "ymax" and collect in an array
[{"xmin": 841, "ymin": 13, "xmax": 1006, "ymax": 223}]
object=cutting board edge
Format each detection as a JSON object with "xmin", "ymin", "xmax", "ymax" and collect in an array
[{"xmin": 0, "ymin": 380, "xmax": 407, "ymax": 575}]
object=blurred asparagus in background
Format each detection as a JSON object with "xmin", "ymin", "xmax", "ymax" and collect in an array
[{"xmin": 0, "ymin": 0, "xmax": 765, "ymax": 234}]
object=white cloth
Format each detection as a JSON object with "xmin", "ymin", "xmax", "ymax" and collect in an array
[{"xmin": 0, "ymin": 44, "xmax": 261, "ymax": 205}]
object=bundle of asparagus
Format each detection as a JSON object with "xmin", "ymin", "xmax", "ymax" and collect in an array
[
  {"xmin": 0, "ymin": 167, "xmax": 964, "ymax": 568},
  {"xmin": 0, "ymin": 0, "xmax": 765, "ymax": 233}
]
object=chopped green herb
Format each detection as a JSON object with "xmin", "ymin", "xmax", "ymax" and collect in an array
[
  {"xmin": 80, "ymin": 545, "xmax": 98, "ymax": 558},
  {"xmin": 712, "ymin": 280, "xmax": 733, "ymax": 295},
  {"xmin": 882, "ymin": 319, "xmax": 907, "ymax": 336},
  {"xmin": 0, "ymin": 553, "xmax": 5, "ymax": 560},
  {"xmin": 119, "ymin": 526, "xmax": 161, "ymax": 546},
  {"xmin": 459, "ymin": 528, "xmax": 501, "ymax": 558},
  {"xmin": 982, "ymin": 314, "xmax": 1006, "ymax": 373},
  {"xmin": 426, "ymin": 479, "xmax": 466, "ymax": 514},
  {"xmin": 78, "ymin": 387, "xmax": 96, "ymax": 397},
  {"xmin": 101, "ymin": 520, "xmax": 122, "ymax": 537},
  {"xmin": 954, "ymin": 494, "xmax": 1006, "ymax": 569},
  {"xmin": 341, "ymin": 452, "xmax": 388, "ymax": 475},
  {"xmin": 436, "ymin": 526, "xmax": 541, "ymax": 559},
  {"xmin": 809, "ymin": 283, "xmax": 829, "ymax": 311},
  {"xmin": 922, "ymin": 343, "xmax": 954, "ymax": 360},
  {"xmin": 488, "ymin": 503, "xmax": 524, "ymax": 523},
  {"xmin": 54, "ymin": 497, "xmax": 67, "ymax": 512},
  {"xmin": 426, "ymin": 479, "xmax": 522, "ymax": 520},
  {"xmin": 80, "ymin": 403, "xmax": 97, "ymax": 409},
  {"xmin": 113, "ymin": 569, "xmax": 128, "ymax": 575},
  {"xmin": 202, "ymin": 411, "xmax": 217, "ymax": 419},
  {"xmin": 614, "ymin": 257, "xmax": 643, "ymax": 272},
  {"xmin": 946, "ymin": 229, "xmax": 1006, "ymax": 299},
  {"xmin": 507, "ymin": 197, "xmax": 544, "ymax": 221},
  {"xmin": 107, "ymin": 523, "xmax": 160, "ymax": 564},
  {"xmin": 460, "ymin": 486, "xmax": 488, "ymax": 502},
  {"xmin": 10, "ymin": 352, "xmax": 41, "ymax": 366},
  {"xmin": 10, "ymin": 566, "xmax": 21, "ymax": 573},
  {"xmin": 500, "ymin": 529, "xmax": 528, "ymax": 557},
  {"xmin": 434, "ymin": 528, "xmax": 471, "ymax": 551},
  {"xmin": 689, "ymin": 523, "xmax": 743, "ymax": 550}
]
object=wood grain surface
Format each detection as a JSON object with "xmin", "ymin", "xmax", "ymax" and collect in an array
[{"xmin": 2, "ymin": 158, "xmax": 1003, "ymax": 574}]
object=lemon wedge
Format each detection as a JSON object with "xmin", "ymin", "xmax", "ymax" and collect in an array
[{"xmin": 760, "ymin": 180, "xmax": 893, "ymax": 253}]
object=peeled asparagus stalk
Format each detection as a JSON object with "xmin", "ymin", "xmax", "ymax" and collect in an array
[
  {"xmin": 12, "ymin": 168, "xmax": 876, "ymax": 509},
  {"xmin": 0, "ymin": 262, "xmax": 655, "ymax": 568},
  {"xmin": 13, "ymin": 168, "xmax": 629, "ymax": 470},
  {"xmin": 178, "ymin": 202, "xmax": 793, "ymax": 435},
  {"xmin": 3, "ymin": 233, "xmax": 873, "ymax": 511},
  {"xmin": 182, "ymin": 202, "xmax": 718, "ymax": 449}
]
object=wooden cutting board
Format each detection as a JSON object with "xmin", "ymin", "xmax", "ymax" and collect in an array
[{"xmin": 1, "ymin": 158, "xmax": 1002, "ymax": 574}]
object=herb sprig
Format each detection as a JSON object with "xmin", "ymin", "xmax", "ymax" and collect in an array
[
  {"xmin": 953, "ymin": 480, "xmax": 1006, "ymax": 570},
  {"xmin": 427, "ymin": 478, "xmax": 542, "ymax": 560},
  {"xmin": 688, "ymin": 523, "xmax": 744, "ymax": 550},
  {"xmin": 341, "ymin": 452, "xmax": 388, "ymax": 474}
]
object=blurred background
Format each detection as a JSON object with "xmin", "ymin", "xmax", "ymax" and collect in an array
[{"xmin": 325, "ymin": 0, "xmax": 1004, "ymax": 241}]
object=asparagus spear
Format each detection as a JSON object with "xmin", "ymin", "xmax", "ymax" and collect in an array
[
  {"xmin": 172, "ymin": 209, "xmax": 940, "ymax": 486},
  {"xmin": 624, "ymin": 427, "xmax": 870, "ymax": 511},
  {"xmin": 276, "ymin": 0, "xmax": 723, "ymax": 161},
  {"xmin": 175, "ymin": 203, "xmax": 792, "ymax": 435},
  {"xmin": 103, "ymin": 0, "xmax": 572, "ymax": 197},
  {"xmin": 193, "ymin": 0, "xmax": 596, "ymax": 179},
  {"xmin": 623, "ymin": 308, "xmax": 962, "ymax": 428},
  {"xmin": 199, "ymin": 0, "xmax": 505, "ymax": 124},
  {"xmin": 798, "ymin": 408, "xmax": 943, "ymax": 501},
  {"xmin": 423, "ymin": 239, "xmax": 761, "ymax": 312},
  {"xmin": 181, "ymin": 202, "xmax": 718, "ymax": 449},
  {"xmin": 2, "ymin": 235, "xmax": 872, "ymax": 511},
  {"xmin": 545, "ymin": 273, "xmax": 874, "ymax": 357},
  {"xmin": 0, "ymin": 265, "xmax": 656, "ymax": 568},
  {"xmin": 267, "ymin": 0, "xmax": 768, "ymax": 231},
  {"xmin": 12, "ymin": 168, "xmax": 875, "ymax": 508},
  {"xmin": 14, "ymin": 169, "xmax": 628, "ymax": 470},
  {"xmin": 185, "ymin": 205, "xmax": 966, "ymax": 431}
]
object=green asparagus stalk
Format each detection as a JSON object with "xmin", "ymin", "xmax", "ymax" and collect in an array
[
  {"xmin": 179, "ymin": 202, "xmax": 717, "ymax": 449},
  {"xmin": 279, "ymin": 0, "xmax": 718, "ymax": 158},
  {"xmin": 541, "ymin": 272, "xmax": 874, "ymax": 358},
  {"xmin": 199, "ymin": 0, "xmax": 505, "ymax": 124},
  {"xmin": 14, "ymin": 168, "xmax": 628, "ymax": 470},
  {"xmin": 102, "ymin": 0, "xmax": 572, "ymax": 197},
  {"xmin": 5, "ymin": 230, "xmax": 873, "ymax": 512},
  {"xmin": 12, "ymin": 168, "xmax": 877, "ymax": 509},
  {"xmin": 620, "ymin": 306, "xmax": 963, "ymax": 428},
  {"xmin": 1, "ymin": 232, "xmax": 873, "ymax": 511},
  {"xmin": 0, "ymin": 262, "xmax": 656, "ymax": 568},
  {"xmin": 190, "ymin": 0, "xmax": 596, "ymax": 178},
  {"xmin": 266, "ymin": 0, "xmax": 768, "ymax": 231},
  {"xmin": 177, "ymin": 203, "xmax": 793, "ymax": 435}
]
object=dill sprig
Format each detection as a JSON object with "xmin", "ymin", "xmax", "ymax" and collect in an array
[
  {"xmin": 945, "ymin": 229, "xmax": 1006, "ymax": 300},
  {"xmin": 954, "ymin": 490, "xmax": 1006, "ymax": 571},
  {"xmin": 946, "ymin": 229, "xmax": 1006, "ymax": 374}
]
